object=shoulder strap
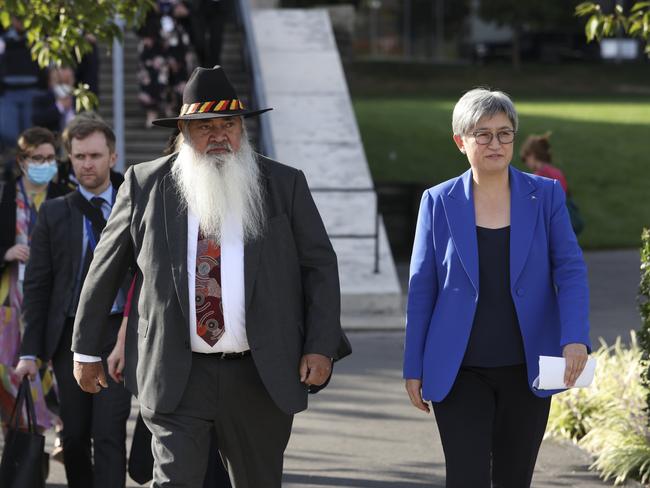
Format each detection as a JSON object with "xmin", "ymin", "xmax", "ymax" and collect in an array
[{"xmin": 69, "ymin": 190, "xmax": 106, "ymax": 232}]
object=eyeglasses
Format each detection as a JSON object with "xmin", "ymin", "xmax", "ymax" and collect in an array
[
  {"xmin": 470, "ymin": 129, "xmax": 516, "ymax": 145},
  {"xmin": 26, "ymin": 155, "xmax": 57, "ymax": 164}
]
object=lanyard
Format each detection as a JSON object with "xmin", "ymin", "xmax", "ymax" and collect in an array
[{"xmin": 18, "ymin": 179, "xmax": 40, "ymax": 241}]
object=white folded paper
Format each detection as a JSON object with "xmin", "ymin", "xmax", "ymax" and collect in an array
[{"xmin": 532, "ymin": 355, "xmax": 597, "ymax": 390}]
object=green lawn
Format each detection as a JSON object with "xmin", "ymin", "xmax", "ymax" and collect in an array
[{"xmin": 349, "ymin": 63, "xmax": 650, "ymax": 249}]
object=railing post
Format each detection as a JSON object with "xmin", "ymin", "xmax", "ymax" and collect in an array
[
  {"xmin": 374, "ymin": 199, "xmax": 380, "ymax": 274},
  {"xmin": 112, "ymin": 17, "xmax": 125, "ymax": 172}
]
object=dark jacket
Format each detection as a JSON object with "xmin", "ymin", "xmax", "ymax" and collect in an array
[
  {"xmin": 20, "ymin": 180, "xmax": 130, "ymax": 361},
  {"xmin": 72, "ymin": 154, "xmax": 351, "ymax": 415}
]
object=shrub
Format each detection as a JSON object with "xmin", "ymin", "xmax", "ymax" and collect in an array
[
  {"xmin": 546, "ymin": 334, "xmax": 650, "ymax": 485},
  {"xmin": 638, "ymin": 228, "xmax": 650, "ymax": 420}
]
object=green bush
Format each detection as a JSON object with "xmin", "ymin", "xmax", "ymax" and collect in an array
[
  {"xmin": 638, "ymin": 228, "xmax": 650, "ymax": 419},
  {"xmin": 546, "ymin": 334, "xmax": 650, "ymax": 485}
]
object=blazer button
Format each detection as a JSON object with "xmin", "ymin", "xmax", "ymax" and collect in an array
[{"xmin": 516, "ymin": 288, "xmax": 525, "ymax": 297}]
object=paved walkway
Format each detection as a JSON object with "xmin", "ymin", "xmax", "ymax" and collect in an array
[{"xmin": 33, "ymin": 249, "xmax": 642, "ymax": 486}]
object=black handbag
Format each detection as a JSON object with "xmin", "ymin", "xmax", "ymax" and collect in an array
[{"xmin": 0, "ymin": 377, "xmax": 46, "ymax": 488}]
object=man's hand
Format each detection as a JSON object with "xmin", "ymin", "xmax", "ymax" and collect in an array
[
  {"xmin": 15, "ymin": 359, "xmax": 38, "ymax": 381},
  {"xmin": 4, "ymin": 244, "xmax": 30, "ymax": 262},
  {"xmin": 563, "ymin": 343, "xmax": 588, "ymax": 388},
  {"xmin": 74, "ymin": 361, "xmax": 108, "ymax": 393},
  {"xmin": 299, "ymin": 354, "xmax": 332, "ymax": 387},
  {"xmin": 405, "ymin": 379, "xmax": 430, "ymax": 413}
]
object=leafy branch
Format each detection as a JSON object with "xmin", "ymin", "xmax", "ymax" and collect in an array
[
  {"xmin": 575, "ymin": 1, "xmax": 650, "ymax": 56},
  {"xmin": 0, "ymin": 0, "xmax": 154, "ymax": 109}
]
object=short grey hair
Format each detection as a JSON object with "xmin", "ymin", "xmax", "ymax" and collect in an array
[{"xmin": 452, "ymin": 88, "xmax": 518, "ymax": 136}]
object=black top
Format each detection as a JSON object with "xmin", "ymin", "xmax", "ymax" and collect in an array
[{"xmin": 462, "ymin": 226, "xmax": 525, "ymax": 367}]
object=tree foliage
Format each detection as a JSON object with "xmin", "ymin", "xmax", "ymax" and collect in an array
[
  {"xmin": 0, "ymin": 0, "xmax": 153, "ymax": 110},
  {"xmin": 575, "ymin": 1, "xmax": 650, "ymax": 56}
]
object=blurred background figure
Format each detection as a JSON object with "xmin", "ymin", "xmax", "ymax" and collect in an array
[
  {"xmin": 137, "ymin": 0, "xmax": 194, "ymax": 128},
  {"xmin": 0, "ymin": 18, "xmax": 48, "ymax": 151},
  {"xmin": 190, "ymin": 0, "xmax": 234, "ymax": 67},
  {"xmin": 0, "ymin": 127, "xmax": 70, "ymax": 436},
  {"xmin": 32, "ymin": 66, "xmax": 77, "ymax": 136},
  {"xmin": 520, "ymin": 132, "xmax": 584, "ymax": 235},
  {"xmin": 76, "ymin": 33, "xmax": 100, "ymax": 96}
]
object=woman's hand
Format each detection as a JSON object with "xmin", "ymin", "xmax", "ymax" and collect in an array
[
  {"xmin": 4, "ymin": 244, "xmax": 30, "ymax": 262},
  {"xmin": 562, "ymin": 343, "xmax": 588, "ymax": 387},
  {"xmin": 405, "ymin": 379, "xmax": 430, "ymax": 413},
  {"xmin": 107, "ymin": 317, "xmax": 128, "ymax": 383}
]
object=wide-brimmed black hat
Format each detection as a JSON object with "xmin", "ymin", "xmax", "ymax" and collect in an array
[{"xmin": 152, "ymin": 65, "xmax": 272, "ymax": 128}]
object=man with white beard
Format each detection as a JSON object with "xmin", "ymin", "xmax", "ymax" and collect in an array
[{"xmin": 70, "ymin": 66, "xmax": 351, "ymax": 488}]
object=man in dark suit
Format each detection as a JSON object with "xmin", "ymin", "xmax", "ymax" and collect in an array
[
  {"xmin": 71, "ymin": 65, "xmax": 350, "ymax": 488},
  {"xmin": 15, "ymin": 116, "xmax": 132, "ymax": 488}
]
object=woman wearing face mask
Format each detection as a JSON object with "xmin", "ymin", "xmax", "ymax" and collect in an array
[{"xmin": 0, "ymin": 126, "xmax": 70, "ymax": 434}]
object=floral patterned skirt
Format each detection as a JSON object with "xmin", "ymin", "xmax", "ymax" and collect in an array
[{"xmin": 0, "ymin": 306, "xmax": 54, "ymax": 430}]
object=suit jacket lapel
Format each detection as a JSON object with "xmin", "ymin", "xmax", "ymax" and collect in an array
[
  {"xmin": 162, "ymin": 168, "xmax": 190, "ymax": 321},
  {"xmin": 441, "ymin": 169, "xmax": 479, "ymax": 293},
  {"xmin": 509, "ymin": 166, "xmax": 540, "ymax": 286},
  {"xmin": 66, "ymin": 193, "xmax": 84, "ymax": 282},
  {"xmin": 244, "ymin": 160, "xmax": 270, "ymax": 311}
]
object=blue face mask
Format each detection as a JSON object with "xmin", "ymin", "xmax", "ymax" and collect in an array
[{"xmin": 26, "ymin": 161, "xmax": 58, "ymax": 185}]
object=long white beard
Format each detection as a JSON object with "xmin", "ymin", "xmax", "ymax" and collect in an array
[{"xmin": 171, "ymin": 135, "xmax": 265, "ymax": 244}]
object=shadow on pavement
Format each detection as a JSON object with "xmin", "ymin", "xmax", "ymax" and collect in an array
[{"xmin": 283, "ymin": 473, "xmax": 442, "ymax": 487}]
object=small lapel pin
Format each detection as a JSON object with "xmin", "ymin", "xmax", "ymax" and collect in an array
[{"xmin": 531, "ymin": 195, "xmax": 537, "ymax": 200}]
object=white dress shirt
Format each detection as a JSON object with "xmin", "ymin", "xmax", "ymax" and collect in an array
[
  {"xmin": 75, "ymin": 209, "xmax": 248, "ymax": 362},
  {"xmin": 187, "ymin": 209, "xmax": 248, "ymax": 353}
]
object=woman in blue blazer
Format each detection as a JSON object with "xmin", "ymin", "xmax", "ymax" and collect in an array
[{"xmin": 403, "ymin": 88, "xmax": 590, "ymax": 488}]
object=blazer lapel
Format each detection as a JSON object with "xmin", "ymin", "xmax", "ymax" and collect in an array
[
  {"xmin": 244, "ymin": 160, "xmax": 270, "ymax": 311},
  {"xmin": 162, "ymin": 170, "xmax": 189, "ymax": 321},
  {"xmin": 441, "ymin": 169, "xmax": 479, "ymax": 293},
  {"xmin": 509, "ymin": 166, "xmax": 540, "ymax": 286},
  {"xmin": 66, "ymin": 193, "xmax": 84, "ymax": 282}
]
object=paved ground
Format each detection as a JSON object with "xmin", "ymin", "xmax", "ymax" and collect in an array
[{"xmin": 23, "ymin": 249, "xmax": 645, "ymax": 486}]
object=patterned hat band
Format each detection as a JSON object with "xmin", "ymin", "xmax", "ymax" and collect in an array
[{"xmin": 180, "ymin": 99, "xmax": 245, "ymax": 116}]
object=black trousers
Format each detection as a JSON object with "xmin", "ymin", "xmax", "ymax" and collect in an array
[
  {"xmin": 142, "ymin": 353, "xmax": 293, "ymax": 488},
  {"xmin": 432, "ymin": 364, "xmax": 551, "ymax": 488},
  {"xmin": 51, "ymin": 317, "xmax": 132, "ymax": 488}
]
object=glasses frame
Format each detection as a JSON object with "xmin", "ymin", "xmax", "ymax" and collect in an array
[{"xmin": 469, "ymin": 129, "xmax": 516, "ymax": 145}]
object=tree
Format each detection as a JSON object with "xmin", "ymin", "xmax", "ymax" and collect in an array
[
  {"xmin": 0, "ymin": 0, "xmax": 152, "ymax": 110},
  {"xmin": 478, "ymin": 0, "xmax": 583, "ymax": 70},
  {"xmin": 575, "ymin": 1, "xmax": 650, "ymax": 56}
]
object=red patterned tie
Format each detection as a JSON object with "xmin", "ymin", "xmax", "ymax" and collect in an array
[{"xmin": 195, "ymin": 231, "xmax": 225, "ymax": 346}]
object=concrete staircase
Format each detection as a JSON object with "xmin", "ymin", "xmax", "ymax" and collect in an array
[{"xmin": 97, "ymin": 24, "xmax": 258, "ymax": 166}]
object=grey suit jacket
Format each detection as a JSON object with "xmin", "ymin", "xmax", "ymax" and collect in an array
[{"xmin": 72, "ymin": 154, "xmax": 350, "ymax": 415}]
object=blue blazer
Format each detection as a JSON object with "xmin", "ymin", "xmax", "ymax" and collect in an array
[{"xmin": 403, "ymin": 166, "xmax": 590, "ymax": 401}]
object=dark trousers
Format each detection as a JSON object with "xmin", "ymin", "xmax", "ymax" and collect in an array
[
  {"xmin": 432, "ymin": 364, "xmax": 551, "ymax": 488},
  {"xmin": 51, "ymin": 317, "xmax": 132, "ymax": 488},
  {"xmin": 142, "ymin": 353, "xmax": 293, "ymax": 488}
]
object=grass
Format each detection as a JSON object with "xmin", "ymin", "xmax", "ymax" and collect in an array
[{"xmin": 348, "ymin": 62, "xmax": 650, "ymax": 248}]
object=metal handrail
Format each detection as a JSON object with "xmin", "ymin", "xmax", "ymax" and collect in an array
[
  {"xmin": 235, "ymin": 0, "xmax": 276, "ymax": 159},
  {"xmin": 311, "ymin": 187, "xmax": 381, "ymax": 274}
]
